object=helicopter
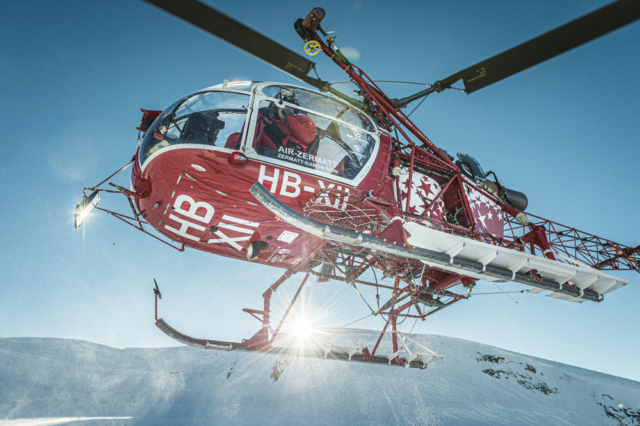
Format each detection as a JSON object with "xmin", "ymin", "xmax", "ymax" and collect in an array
[{"xmin": 74, "ymin": 0, "xmax": 640, "ymax": 369}]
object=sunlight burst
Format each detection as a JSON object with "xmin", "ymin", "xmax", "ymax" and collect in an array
[{"xmin": 293, "ymin": 318, "xmax": 313, "ymax": 340}]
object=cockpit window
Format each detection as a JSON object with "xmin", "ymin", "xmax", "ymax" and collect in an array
[
  {"xmin": 262, "ymin": 85, "xmax": 374, "ymax": 132},
  {"xmin": 252, "ymin": 100, "xmax": 376, "ymax": 180},
  {"xmin": 140, "ymin": 91, "xmax": 249, "ymax": 164}
]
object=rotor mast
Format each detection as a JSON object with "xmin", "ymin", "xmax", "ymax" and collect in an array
[{"xmin": 294, "ymin": 11, "xmax": 457, "ymax": 169}]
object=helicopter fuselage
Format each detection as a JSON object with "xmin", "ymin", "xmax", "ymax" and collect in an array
[{"xmin": 131, "ymin": 81, "xmax": 392, "ymax": 268}]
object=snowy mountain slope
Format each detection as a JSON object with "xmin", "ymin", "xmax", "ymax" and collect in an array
[{"xmin": 1, "ymin": 331, "xmax": 639, "ymax": 426}]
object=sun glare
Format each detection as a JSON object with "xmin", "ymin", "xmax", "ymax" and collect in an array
[{"xmin": 293, "ymin": 319, "xmax": 313, "ymax": 340}]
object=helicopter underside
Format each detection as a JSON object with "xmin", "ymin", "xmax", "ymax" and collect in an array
[
  {"xmin": 132, "ymin": 140, "xmax": 632, "ymax": 301},
  {"xmin": 152, "ymin": 177, "xmax": 631, "ymax": 365},
  {"xmin": 99, "ymin": 105, "xmax": 633, "ymax": 368}
]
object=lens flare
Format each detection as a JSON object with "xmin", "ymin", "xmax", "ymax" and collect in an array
[
  {"xmin": 74, "ymin": 191, "xmax": 100, "ymax": 229},
  {"xmin": 293, "ymin": 319, "xmax": 313, "ymax": 340}
]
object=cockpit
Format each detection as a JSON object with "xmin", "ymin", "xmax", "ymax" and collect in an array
[
  {"xmin": 140, "ymin": 90, "xmax": 250, "ymax": 158},
  {"xmin": 139, "ymin": 81, "xmax": 379, "ymax": 181}
]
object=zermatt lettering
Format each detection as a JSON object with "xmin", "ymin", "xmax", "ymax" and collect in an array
[{"xmin": 276, "ymin": 146, "xmax": 337, "ymax": 168}]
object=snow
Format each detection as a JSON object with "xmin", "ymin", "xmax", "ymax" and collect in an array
[
  {"xmin": 1, "ymin": 330, "xmax": 639, "ymax": 425},
  {"xmin": 1, "ymin": 418, "xmax": 132, "ymax": 426}
]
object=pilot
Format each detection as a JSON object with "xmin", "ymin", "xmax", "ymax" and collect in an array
[
  {"xmin": 225, "ymin": 89, "xmax": 316, "ymax": 153},
  {"xmin": 181, "ymin": 111, "xmax": 225, "ymax": 145}
]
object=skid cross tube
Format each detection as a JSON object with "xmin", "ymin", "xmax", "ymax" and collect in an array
[{"xmin": 243, "ymin": 241, "xmax": 327, "ymax": 350}]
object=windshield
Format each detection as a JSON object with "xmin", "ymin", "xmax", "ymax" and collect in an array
[
  {"xmin": 209, "ymin": 81, "xmax": 254, "ymax": 91},
  {"xmin": 262, "ymin": 85, "xmax": 374, "ymax": 132},
  {"xmin": 140, "ymin": 91, "xmax": 250, "ymax": 164}
]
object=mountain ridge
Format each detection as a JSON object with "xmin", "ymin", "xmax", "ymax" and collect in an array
[{"xmin": 1, "ymin": 331, "xmax": 639, "ymax": 425}]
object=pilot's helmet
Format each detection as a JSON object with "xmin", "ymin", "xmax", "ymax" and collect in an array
[{"xmin": 275, "ymin": 88, "xmax": 300, "ymax": 106}]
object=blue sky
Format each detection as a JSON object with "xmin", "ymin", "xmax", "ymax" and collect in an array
[{"xmin": 1, "ymin": 0, "xmax": 639, "ymax": 381}]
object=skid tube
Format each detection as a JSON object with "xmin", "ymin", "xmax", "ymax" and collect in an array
[
  {"xmin": 155, "ymin": 319, "xmax": 432, "ymax": 369},
  {"xmin": 153, "ymin": 290, "xmax": 432, "ymax": 369},
  {"xmin": 249, "ymin": 182, "xmax": 604, "ymax": 303}
]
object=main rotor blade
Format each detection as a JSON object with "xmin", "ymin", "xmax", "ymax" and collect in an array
[
  {"xmin": 442, "ymin": 0, "xmax": 640, "ymax": 94},
  {"xmin": 142, "ymin": 0, "xmax": 315, "ymax": 81}
]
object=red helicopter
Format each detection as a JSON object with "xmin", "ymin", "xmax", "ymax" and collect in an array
[{"xmin": 75, "ymin": 0, "xmax": 640, "ymax": 368}]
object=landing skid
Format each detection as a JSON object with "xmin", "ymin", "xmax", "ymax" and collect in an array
[
  {"xmin": 153, "ymin": 286, "xmax": 438, "ymax": 369},
  {"xmin": 155, "ymin": 318, "xmax": 434, "ymax": 369}
]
